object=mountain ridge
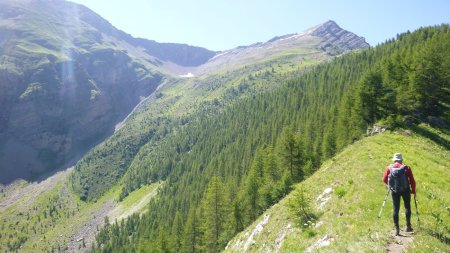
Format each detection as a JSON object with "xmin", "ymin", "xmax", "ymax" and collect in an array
[
  {"xmin": 0, "ymin": 0, "xmax": 370, "ymax": 183},
  {"xmin": 0, "ymin": 3, "xmax": 448, "ymax": 251},
  {"xmin": 225, "ymin": 129, "xmax": 450, "ymax": 252},
  {"xmin": 83, "ymin": 24, "xmax": 449, "ymax": 253},
  {"xmin": 70, "ymin": 19, "xmax": 373, "ymax": 202},
  {"xmin": 0, "ymin": 0, "xmax": 216, "ymax": 183},
  {"xmin": 189, "ymin": 19, "xmax": 369, "ymax": 76},
  {"xmin": 307, "ymin": 20, "xmax": 370, "ymax": 50}
]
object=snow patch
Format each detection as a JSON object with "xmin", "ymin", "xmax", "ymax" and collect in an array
[
  {"xmin": 316, "ymin": 187, "xmax": 333, "ymax": 210},
  {"xmin": 306, "ymin": 234, "xmax": 334, "ymax": 252},
  {"xmin": 179, "ymin": 72, "xmax": 194, "ymax": 78}
]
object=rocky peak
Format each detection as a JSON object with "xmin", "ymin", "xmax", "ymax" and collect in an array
[{"xmin": 307, "ymin": 20, "xmax": 370, "ymax": 51}]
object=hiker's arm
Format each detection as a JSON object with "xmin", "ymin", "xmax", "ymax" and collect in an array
[
  {"xmin": 382, "ymin": 167, "xmax": 389, "ymax": 184},
  {"xmin": 407, "ymin": 166, "xmax": 416, "ymax": 194}
]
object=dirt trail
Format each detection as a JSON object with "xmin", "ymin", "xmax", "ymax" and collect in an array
[
  {"xmin": 0, "ymin": 168, "xmax": 72, "ymax": 212},
  {"xmin": 66, "ymin": 200, "xmax": 116, "ymax": 253},
  {"xmin": 108, "ymin": 187, "xmax": 158, "ymax": 221},
  {"xmin": 65, "ymin": 185, "xmax": 160, "ymax": 252},
  {"xmin": 386, "ymin": 231, "xmax": 414, "ymax": 253}
]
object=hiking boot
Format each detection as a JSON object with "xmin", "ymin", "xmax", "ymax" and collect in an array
[
  {"xmin": 406, "ymin": 224, "xmax": 414, "ymax": 232},
  {"xmin": 394, "ymin": 225, "xmax": 400, "ymax": 236}
]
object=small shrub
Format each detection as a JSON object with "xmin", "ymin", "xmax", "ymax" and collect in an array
[
  {"xmin": 303, "ymin": 226, "xmax": 316, "ymax": 238},
  {"xmin": 335, "ymin": 187, "xmax": 346, "ymax": 198},
  {"xmin": 288, "ymin": 187, "xmax": 317, "ymax": 225}
]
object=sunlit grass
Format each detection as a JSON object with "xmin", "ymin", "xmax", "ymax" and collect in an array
[{"xmin": 226, "ymin": 129, "xmax": 450, "ymax": 252}]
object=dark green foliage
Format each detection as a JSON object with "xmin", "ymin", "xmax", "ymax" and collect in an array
[
  {"xmin": 88, "ymin": 25, "xmax": 449, "ymax": 252},
  {"xmin": 171, "ymin": 211, "xmax": 184, "ymax": 252},
  {"xmin": 279, "ymin": 127, "xmax": 304, "ymax": 180},
  {"xmin": 200, "ymin": 176, "xmax": 230, "ymax": 252},
  {"xmin": 182, "ymin": 208, "xmax": 201, "ymax": 253}
]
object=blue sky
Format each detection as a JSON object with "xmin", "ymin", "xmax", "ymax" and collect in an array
[{"xmin": 70, "ymin": 0, "xmax": 450, "ymax": 51}]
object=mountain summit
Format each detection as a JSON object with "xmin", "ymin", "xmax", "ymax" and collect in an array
[
  {"xmin": 0, "ymin": 1, "xmax": 369, "ymax": 184},
  {"xmin": 306, "ymin": 20, "xmax": 370, "ymax": 51},
  {"xmin": 192, "ymin": 20, "xmax": 369, "ymax": 75}
]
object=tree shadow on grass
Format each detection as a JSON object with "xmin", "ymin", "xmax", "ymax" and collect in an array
[
  {"xmin": 425, "ymin": 228, "xmax": 450, "ymax": 246},
  {"xmin": 409, "ymin": 125, "xmax": 450, "ymax": 150}
]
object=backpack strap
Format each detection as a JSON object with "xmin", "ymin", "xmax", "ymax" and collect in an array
[{"xmin": 390, "ymin": 164, "xmax": 405, "ymax": 170}]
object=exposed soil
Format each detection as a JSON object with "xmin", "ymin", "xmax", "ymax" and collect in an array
[
  {"xmin": 386, "ymin": 230, "xmax": 414, "ymax": 253},
  {"xmin": 0, "ymin": 168, "xmax": 71, "ymax": 212}
]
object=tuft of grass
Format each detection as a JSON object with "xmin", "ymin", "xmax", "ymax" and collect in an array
[{"xmin": 334, "ymin": 187, "xmax": 347, "ymax": 198}]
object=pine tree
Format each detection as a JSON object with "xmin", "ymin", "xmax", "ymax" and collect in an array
[
  {"xmin": 201, "ymin": 176, "xmax": 229, "ymax": 252},
  {"xmin": 171, "ymin": 211, "xmax": 183, "ymax": 252},
  {"xmin": 231, "ymin": 200, "xmax": 244, "ymax": 233},
  {"xmin": 243, "ymin": 151, "xmax": 264, "ymax": 221},
  {"xmin": 279, "ymin": 127, "xmax": 299, "ymax": 179},
  {"xmin": 288, "ymin": 187, "xmax": 316, "ymax": 225},
  {"xmin": 155, "ymin": 227, "xmax": 171, "ymax": 253},
  {"xmin": 322, "ymin": 125, "xmax": 336, "ymax": 160},
  {"xmin": 294, "ymin": 132, "xmax": 306, "ymax": 180},
  {"xmin": 182, "ymin": 208, "xmax": 200, "ymax": 253},
  {"xmin": 260, "ymin": 147, "xmax": 279, "ymax": 208},
  {"xmin": 411, "ymin": 35, "xmax": 450, "ymax": 118}
]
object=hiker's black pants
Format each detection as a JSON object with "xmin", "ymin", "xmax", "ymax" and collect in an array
[{"xmin": 391, "ymin": 190, "xmax": 411, "ymax": 226}]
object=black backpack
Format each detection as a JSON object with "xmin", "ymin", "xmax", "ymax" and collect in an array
[{"xmin": 388, "ymin": 165, "xmax": 408, "ymax": 193}]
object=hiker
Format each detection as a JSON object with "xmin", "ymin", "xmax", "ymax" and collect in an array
[{"xmin": 382, "ymin": 153, "xmax": 416, "ymax": 236}]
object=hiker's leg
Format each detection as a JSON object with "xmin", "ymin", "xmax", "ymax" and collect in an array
[
  {"xmin": 391, "ymin": 192, "xmax": 401, "ymax": 227},
  {"xmin": 403, "ymin": 191, "xmax": 412, "ymax": 225}
]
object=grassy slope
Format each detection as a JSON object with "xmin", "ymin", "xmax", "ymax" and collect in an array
[
  {"xmin": 0, "ymin": 171, "xmax": 159, "ymax": 252},
  {"xmin": 108, "ymin": 183, "xmax": 162, "ymax": 221},
  {"xmin": 226, "ymin": 127, "xmax": 450, "ymax": 252},
  {"xmin": 74, "ymin": 44, "xmax": 332, "ymax": 201}
]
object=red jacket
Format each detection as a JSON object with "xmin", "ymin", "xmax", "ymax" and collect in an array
[{"xmin": 383, "ymin": 162, "xmax": 416, "ymax": 194}]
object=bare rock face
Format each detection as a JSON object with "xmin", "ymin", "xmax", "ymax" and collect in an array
[
  {"xmin": 308, "ymin": 20, "xmax": 370, "ymax": 53},
  {"xmin": 0, "ymin": 47, "xmax": 162, "ymax": 183}
]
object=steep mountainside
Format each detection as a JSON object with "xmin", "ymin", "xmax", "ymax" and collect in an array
[
  {"xmin": 0, "ymin": 14, "xmax": 376, "ymax": 251},
  {"xmin": 0, "ymin": 0, "xmax": 215, "ymax": 183},
  {"xmin": 2, "ymin": 2, "xmax": 448, "ymax": 252},
  {"xmin": 86, "ymin": 25, "xmax": 448, "ymax": 253},
  {"xmin": 307, "ymin": 20, "xmax": 370, "ymax": 51},
  {"xmin": 71, "ymin": 19, "xmax": 371, "ymax": 202},
  {"xmin": 193, "ymin": 20, "xmax": 369, "ymax": 75},
  {"xmin": 226, "ymin": 129, "xmax": 450, "ymax": 252}
]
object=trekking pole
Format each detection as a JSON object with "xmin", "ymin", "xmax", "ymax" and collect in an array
[
  {"xmin": 378, "ymin": 188, "xmax": 391, "ymax": 218},
  {"xmin": 414, "ymin": 194, "xmax": 420, "ymax": 228}
]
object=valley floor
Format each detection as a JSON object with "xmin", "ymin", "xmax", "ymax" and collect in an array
[{"xmin": 0, "ymin": 169, "xmax": 160, "ymax": 252}]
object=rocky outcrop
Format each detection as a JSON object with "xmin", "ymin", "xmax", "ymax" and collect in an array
[
  {"xmin": 134, "ymin": 39, "xmax": 217, "ymax": 67},
  {"xmin": 308, "ymin": 20, "xmax": 370, "ymax": 53},
  {"xmin": 71, "ymin": 1, "xmax": 216, "ymax": 66}
]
